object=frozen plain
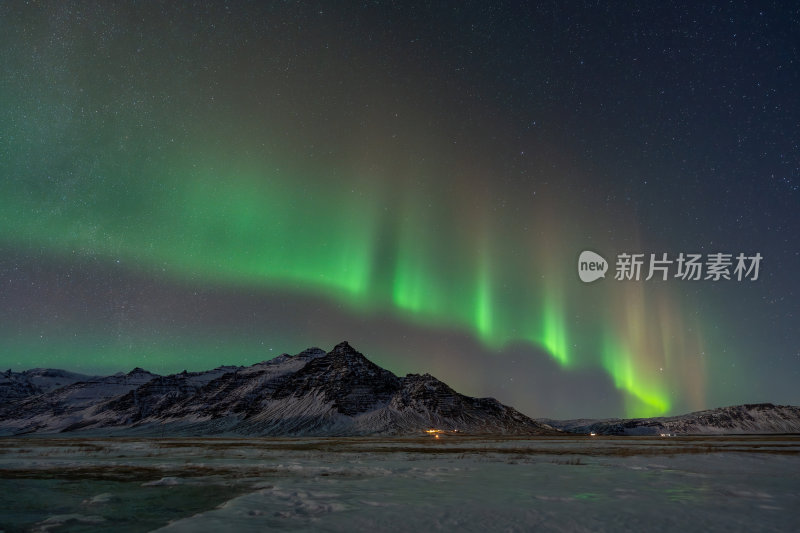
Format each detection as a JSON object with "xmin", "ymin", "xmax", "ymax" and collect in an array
[{"xmin": 0, "ymin": 435, "xmax": 798, "ymax": 532}]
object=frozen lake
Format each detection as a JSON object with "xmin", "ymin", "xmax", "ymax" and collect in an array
[{"xmin": 1, "ymin": 435, "xmax": 798, "ymax": 532}]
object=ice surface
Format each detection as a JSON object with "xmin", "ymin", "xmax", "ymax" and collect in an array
[{"xmin": 0, "ymin": 436, "xmax": 798, "ymax": 532}]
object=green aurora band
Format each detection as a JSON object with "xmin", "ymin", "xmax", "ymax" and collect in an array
[
  {"xmin": 0, "ymin": 3, "xmax": 717, "ymax": 417},
  {"xmin": 1, "ymin": 144, "xmax": 708, "ymax": 417}
]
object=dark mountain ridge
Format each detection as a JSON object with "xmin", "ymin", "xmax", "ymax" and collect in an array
[
  {"xmin": 540, "ymin": 403, "xmax": 800, "ymax": 435},
  {"xmin": 4, "ymin": 342, "xmax": 797, "ymax": 437},
  {"xmin": 0, "ymin": 342, "xmax": 556, "ymax": 436}
]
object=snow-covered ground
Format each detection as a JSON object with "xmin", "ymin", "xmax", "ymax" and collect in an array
[{"xmin": 0, "ymin": 435, "xmax": 798, "ymax": 532}]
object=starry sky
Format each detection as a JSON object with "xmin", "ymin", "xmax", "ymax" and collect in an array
[{"xmin": 1, "ymin": 2, "xmax": 798, "ymax": 419}]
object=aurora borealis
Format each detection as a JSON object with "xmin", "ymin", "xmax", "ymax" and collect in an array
[{"xmin": 1, "ymin": 2, "xmax": 798, "ymax": 418}]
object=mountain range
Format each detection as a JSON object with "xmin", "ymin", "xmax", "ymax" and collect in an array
[
  {"xmin": 0, "ymin": 341, "xmax": 554, "ymax": 436},
  {"xmin": 2, "ymin": 342, "xmax": 798, "ymax": 437},
  {"xmin": 540, "ymin": 403, "xmax": 800, "ymax": 436}
]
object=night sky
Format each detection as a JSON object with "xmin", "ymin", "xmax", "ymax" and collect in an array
[{"xmin": 1, "ymin": 2, "xmax": 798, "ymax": 419}]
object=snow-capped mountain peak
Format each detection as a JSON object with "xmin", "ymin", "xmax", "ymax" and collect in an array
[{"xmin": 0, "ymin": 342, "xmax": 555, "ymax": 436}]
